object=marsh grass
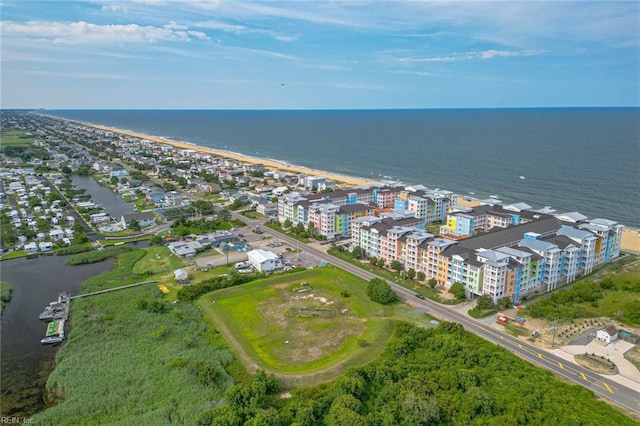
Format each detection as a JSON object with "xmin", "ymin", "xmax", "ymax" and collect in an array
[{"xmin": 34, "ymin": 249, "xmax": 237, "ymax": 425}]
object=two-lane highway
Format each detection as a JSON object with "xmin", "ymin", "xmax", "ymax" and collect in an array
[{"xmin": 234, "ymin": 213, "xmax": 640, "ymax": 416}]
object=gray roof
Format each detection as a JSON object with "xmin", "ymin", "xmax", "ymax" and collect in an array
[
  {"xmin": 518, "ymin": 238, "xmax": 559, "ymax": 253},
  {"xmin": 557, "ymin": 225, "xmax": 595, "ymax": 242},
  {"xmin": 339, "ymin": 204, "xmax": 372, "ymax": 214},
  {"xmin": 458, "ymin": 216, "xmax": 563, "ymax": 250},
  {"xmin": 556, "ymin": 211, "xmax": 588, "ymax": 223}
]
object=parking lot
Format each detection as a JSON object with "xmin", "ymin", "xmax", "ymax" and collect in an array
[{"xmin": 194, "ymin": 230, "xmax": 324, "ymax": 271}]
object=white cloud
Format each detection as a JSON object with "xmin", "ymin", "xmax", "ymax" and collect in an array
[
  {"xmin": 0, "ymin": 20, "xmax": 210, "ymax": 44},
  {"xmin": 392, "ymin": 49, "xmax": 546, "ymax": 64},
  {"xmin": 5, "ymin": 69, "xmax": 157, "ymax": 80}
]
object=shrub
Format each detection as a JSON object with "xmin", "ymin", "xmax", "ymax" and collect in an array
[{"xmin": 366, "ymin": 278, "xmax": 398, "ymax": 305}]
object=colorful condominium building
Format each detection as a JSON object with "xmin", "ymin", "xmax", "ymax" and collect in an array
[{"xmin": 279, "ymin": 184, "xmax": 624, "ymax": 302}]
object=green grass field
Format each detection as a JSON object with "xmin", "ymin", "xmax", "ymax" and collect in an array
[
  {"xmin": 525, "ymin": 258, "xmax": 640, "ymax": 327},
  {"xmin": 199, "ymin": 267, "xmax": 402, "ymax": 386},
  {"xmin": 0, "ymin": 130, "xmax": 34, "ymax": 149}
]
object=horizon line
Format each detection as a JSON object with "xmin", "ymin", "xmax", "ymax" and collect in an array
[{"xmin": 7, "ymin": 105, "xmax": 640, "ymax": 112}]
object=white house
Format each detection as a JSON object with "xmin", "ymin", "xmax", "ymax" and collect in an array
[
  {"xmin": 38, "ymin": 241, "xmax": 54, "ymax": 252},
  {"xmin": 119, "ymin": 212, "xmax": 155, "ymax": 230},
  {"xmin": 90, "ymin": 212, "xmax": 110, "ymax": 223},
  {"xmin": 247, "ymin": 249, "xmax": 282, "ymax": 272},
  {"xmin": 173, "ymin": 268, "xmax": 189, "ymax": 284},
  {"xmin": 596, "ymin": 326, "xmax": 619, "ymax": 344},
  {"xmin": 24, "ymin": 242, "xmax": 38, "ymax": 254},
  {"xmin": 49, "ymin": 229, "xmax": 66, "ymax": 240}
]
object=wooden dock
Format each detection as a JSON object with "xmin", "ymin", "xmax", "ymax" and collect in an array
[{"xmin": 69, "ymin": 280, "xmax": 158, "ymax": 299}]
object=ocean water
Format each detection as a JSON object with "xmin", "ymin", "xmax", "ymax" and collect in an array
[{"xmin": 45, "ymin": 109, "xmax": 640, "ymax": 227}]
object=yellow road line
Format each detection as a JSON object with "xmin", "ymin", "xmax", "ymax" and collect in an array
[
  {"xmin": 558, "ymin": 362, "xmax": 564, "ymax": 369},
  {"xmin": 518, "ymin": 344, "xmax": 522, "ymax": 349},
  {"xmin": 537, "ymin": 353, "xmax": 543, "ymax": 359},
  {"xmin": 634, "ymin": 397, "xmax": 640, "ymax": 407},
  {"xmin": 581, "ymin": 372, "xmax": 588, "ymax": 381},
  {"xmin": 603, "ymin": 382, "xmax": 613, "ymax": 394}
]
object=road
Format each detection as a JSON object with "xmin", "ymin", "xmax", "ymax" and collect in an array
[{"xmin": 231, "ymin": 211, "xmax": 640, "ymax": 416}]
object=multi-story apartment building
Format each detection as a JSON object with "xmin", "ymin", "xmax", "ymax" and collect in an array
[
  {"xmin": 577, "ymin": 218, "xmax": 624, "ymax": 264},
  {"xmin": 350, "ymin": 204, "xmax": 624, "ymax": 302}
]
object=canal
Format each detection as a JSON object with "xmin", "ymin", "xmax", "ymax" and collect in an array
[{"xmin": 70, "ymin": 175, "xmax": 135, "ymax": 220}]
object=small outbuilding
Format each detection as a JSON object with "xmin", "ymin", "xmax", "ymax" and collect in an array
[
  {"xmin": 596, "ymin": 326, "xmax": 618, "ymax": 344},
  {"xmin": 173, "ymin": 268, "xmax": 189, "ymax": 284}
]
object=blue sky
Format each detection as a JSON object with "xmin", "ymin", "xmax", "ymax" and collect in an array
[{"xmin": 1, "ymin": 1, "xmax": 638, "ymax": 109}]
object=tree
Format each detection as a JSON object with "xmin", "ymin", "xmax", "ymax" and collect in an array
[
  {"xmin": 390, "ymin": 260, "xmax": 403, "ymax": 274},
  {"xmin": 352, "ymin": 246, "xmax": 363, "ymax": 259},
  {"xmin": 476, "ymin": 295, "xmax": 496, "ymax": 311},
  {"xmin": 129, "ymin": 219, "xmax": 141, "ymax": 231},
  {"xmin": 307, "ymin": 221, "xmax": 316, "ymax": 236},
  {"xmin": 219, "ymin": 209, "xmax": 231, "ymax": 221},
  {"xmin": 110, "ymin": 176, "xmax": 118, "ymax": 185},
  {"xmin": 497, "ymin": 296, "xmax": 513, "ymax": 311},
  {"xmin": 369, "ymin": 256, "xmax": 378, "ymax": 267},
  {"xmin": 428, "ymin": 278, "xmax": 438, "ymax": 289},
  {"xmin": 149, "ymin": 235, "xmax": 164, "ymax": 246},
  {"xmin": 77, "ymin": 165, "xmax": 91, "ymax": 176},
  {"xmin": 61, "ymin": 165, "xmax": 72, "ymax": 175},
  {"xmin": 367, "ymin": 278, "xmax": 398, "ymax": 305},
  {"xmin": 283, "ymin": 219, "xmax": 292, "ymax": 229},
  {"xmin": 417, "ymin": 271, "xmax": 426, "ymax": 282},
  {"xmin": 449, "ymin": 282, "xmax": 466, "ymax": 301},
  {"xmin": 406, "ymin": 268, "xmax": 416, "ymax": 281}
]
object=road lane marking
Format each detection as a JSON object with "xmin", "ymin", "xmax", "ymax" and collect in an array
[
  {"xmin": 581, "ymin": 372, "xmax": 588, "ymax": 381},
  {"xmin": 558, "ymin": 362, "xmax": 564, "ymax": 369},
  {"xmin": 537, "ymin": 353, "xmax": 543, "ymax": 359},
  {"xmin": 518, "ymin": 344, "xmax": 522, "ymax": 349},
  {"xmin": 634, "ymin": 397, "xmax": 640, "ymax": 407},
  {"xmin": 603, "ymin": 382, "xmax": 613, "ymax": 394}
]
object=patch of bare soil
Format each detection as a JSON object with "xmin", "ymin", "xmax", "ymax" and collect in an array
[
  {"xmin": 256, "ymin": 285, "xmax": 364, "ymax": 364},
  {"xmin": 575, "ymin": 353, "xmax": 618, "ymax": 375},
  {"xmin": 623, "ymin": 345, "xmax": 640, "ymax": 372},
  {"xmin": 436, "ymin": 285, "xmax": 455, "ymax": 301}
]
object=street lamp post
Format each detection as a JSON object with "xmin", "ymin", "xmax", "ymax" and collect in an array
[
  {"xmin": 551, "ymin": 319, "xmax": 559, "ymax": 347},
  {"xmin": 224, "ymin": 243, "xmax": 231, "ymax": 266}
]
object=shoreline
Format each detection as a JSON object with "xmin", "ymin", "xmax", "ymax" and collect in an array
[
  {"xmin": 54, "ymin": 116, "xmax": 383, "ymax": 188},
  {"xmin": 38, "ymin": 114, "xmax": 638, "ymax": 234}
]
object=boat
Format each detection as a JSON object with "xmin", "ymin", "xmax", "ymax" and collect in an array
[
  {"xmin": 41, "ymin": 332, "xmax": 65, "ymax": 345},
  {"xmin": 489, "ymin": 195, "xmax": 499, "ymax": 199},
  {"xmin": 39, "ymin": 292, "xmax": 69, "ymax": 320},
  {"xmin": 39, "ymin": 308, "xmax": 65, "ymax": 321},
  {"xmin": 519, "ymin": 176, "xmax": 526, "ymax": 180}
]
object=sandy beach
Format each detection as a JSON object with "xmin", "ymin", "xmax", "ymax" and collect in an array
[
  {"xmin": 80, "ymin": 122, "xmax": 381, "ymax": 188},
  {"xmin": 621, "ymin": 228, "xmax": 640, "ymax": 255}
]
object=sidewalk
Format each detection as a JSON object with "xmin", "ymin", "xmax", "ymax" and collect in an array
[
  {"xmin": 550, "ymin": 339, "xmax": 640, "ymax": 389},
  {"xmin": 458, "ymin": 302, "xmax": 640, "ymax": 388}
]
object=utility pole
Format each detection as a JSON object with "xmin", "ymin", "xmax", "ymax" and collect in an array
[{"xmin": 551, "ymin": 319, "xmax": 559, "ymax": 347}]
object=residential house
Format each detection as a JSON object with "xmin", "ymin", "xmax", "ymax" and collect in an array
[
  {"xmin": 173, "ymin": 268, "xmax": 189, "ymax": 284},
  {"xmin": 247, "ymin": 249, "xmax": 281, "ymax": 272},
  {"xmin": 120, "ymin": 212, "xmax": 155, "ymax": 229},
  {"xmin": 596, "ymin": 326, "xmax": 619, "ymax": 344}
]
